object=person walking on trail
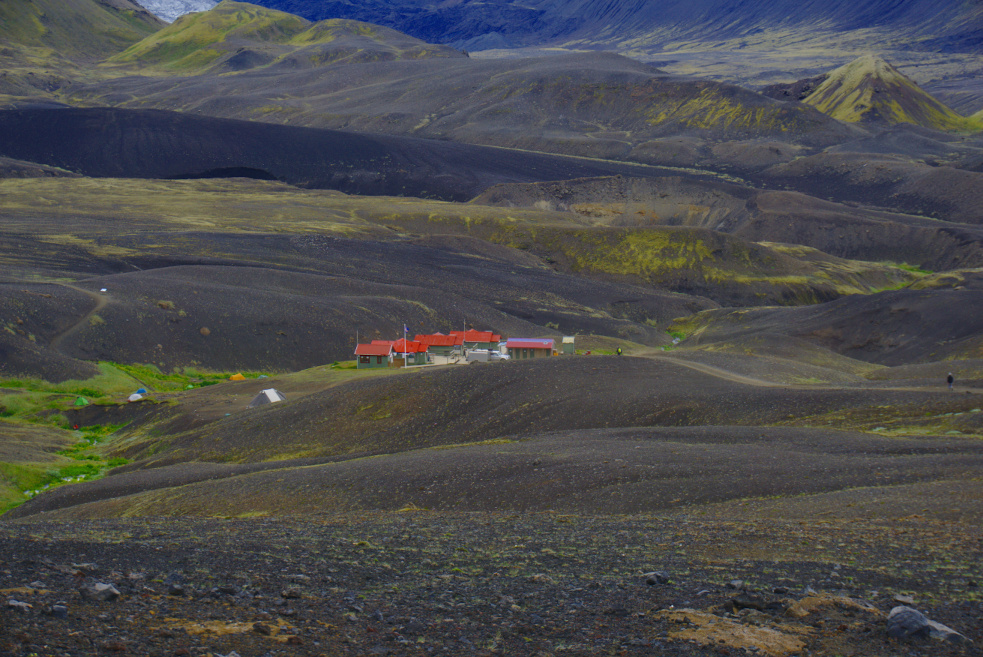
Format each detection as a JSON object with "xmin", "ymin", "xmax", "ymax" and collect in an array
[
  {"xmin": 616, "ymin": 347, "xmax": 622, "ymax": 356},
  {"xmin": 947, "ymin": 372, "xmax": 954, "ymax": 390}
]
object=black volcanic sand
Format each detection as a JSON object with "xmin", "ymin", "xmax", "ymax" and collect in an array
[
  {"xmin": 0, "ymin": 107, "xmax": 727, "ymax": 202},
  {"xmin": 14, "ymin": 424, "xmax": 983, "ymax": 519},
  {"xmin": 10, "ymin": 356, "xmax": 983, "ymax": 520},
  {"xmin": 0, "ymin": 512, "xmax": 979, "ymax": 656},
  {"xmin": 0, "ymin": 229, "xmax": 711, "ymax": 375},
  {"xmin": 679, "ymin": 284, "xmax": 983, "ymax": 366}
]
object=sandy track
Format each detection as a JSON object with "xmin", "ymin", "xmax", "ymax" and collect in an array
[
  {"xmin": 47, "ymin": 283, "xmax": 109, "ymax": 354},
  {"xmin": 645, "ymin": 352, "xmax": 971, "ymax": 394}
]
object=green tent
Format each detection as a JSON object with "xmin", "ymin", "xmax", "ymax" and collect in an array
[{"xmin": 74, "ymin": 397, "xmax": 88, "ymax": 406}]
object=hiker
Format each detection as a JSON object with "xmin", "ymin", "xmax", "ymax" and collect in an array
[
  {"xmin": 947, "ymin": 372, "xmax": 954, "ymax": 390},
  {"xmin": 616, "ymin": 347, "xmax": 622, "ymax": 356}
]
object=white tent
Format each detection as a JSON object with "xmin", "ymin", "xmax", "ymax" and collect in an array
[
  {"xmin": 127, "ymin": 393, "xmax": 144, "ymax": 402},
  {"xmin": 247, "ymin": 388, "xmax": 287, "ymax": 408}
]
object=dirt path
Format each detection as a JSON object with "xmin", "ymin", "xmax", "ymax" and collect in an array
[
  {"xmin": 48, "ymin": 284, "xmax": 109, "ymax": 354},
  {"xmin": 641, "ymin": 352, "xmax": 790, "ymax": 388},
  {"xmin": 639, "ymin": 351, "xmax": 971, "ymax": 395}
]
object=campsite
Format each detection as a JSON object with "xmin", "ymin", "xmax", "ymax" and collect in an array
[{"xmin": 2, "ymin": 0, "xmax": 983, "ymax": 654}]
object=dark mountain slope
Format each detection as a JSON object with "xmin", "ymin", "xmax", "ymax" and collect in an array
[
  {"xmin": 70, "ymin": 50, "xmax": 854, "ymax": 152},
  {"xmin": 678, "ymin": 274, "xmax": 983, "ymax": 366},
  {"xmin": 0, "ymin": 107, "xmax": 723, "ymax": 201},
  {"xmin": 251, "ymin": 0, "xmax": 983, "ymax": 52}
]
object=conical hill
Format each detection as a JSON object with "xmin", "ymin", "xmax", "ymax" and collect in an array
[{"xmin": 802, "ymin": 54, "xmax": 979, "ymax": 132}]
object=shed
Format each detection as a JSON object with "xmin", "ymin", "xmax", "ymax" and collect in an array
[
  {"xmin": 355, "ymin": 343, "xmax": 393, "ymax": 369},
  {"xmin": 506, "ymin": 338, "xmax": 555, "ymax": 360},
  {"xmin": 562, "ymin": 336, "xmax": 576, "ymax": 355}
]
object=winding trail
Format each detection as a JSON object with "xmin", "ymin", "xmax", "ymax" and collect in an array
[{"xmin": 48, "ymin": 284, "xmax": 109, "ymax": 354}]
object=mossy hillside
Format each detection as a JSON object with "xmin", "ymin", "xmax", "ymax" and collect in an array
[
  {"xmin": 40, "ymin": 179, "xmax": 908, "ymax": 306},
  {"xmin": 803, "ymin": 55, "xmax": 981, "ymax": 132},
  {"xmin": 0, "ymin": 0, "xmax": 162, "ymax": 61},
  {"xmin": 642, "ymin": 81, "xmax": 830, "ymax": 136},
  {"xmin": 104, "ymin": 2, "xmax": 463, "ymax": 74},
  {"xmin": 471, "ymin": 224, "xmax": 918, "ymax": 304},
  {"xmin": 107, "ymin": 1, "xmax": 309, "ymax": 71},
  {"xmin": 0, "ymin": 178, "xmax": 579, "ymax": 240},
  {"xmin": 908, "ymin": 268, "xmax": 983, "ymax": 291},
  {"xmin": 474, "ymin": 75, "xmax": 838, "ymax": 142}
]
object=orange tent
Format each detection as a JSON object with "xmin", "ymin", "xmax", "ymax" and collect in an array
[{"xmin": 229, "ymin": 373, "xmax": 246, "ymax": 381}]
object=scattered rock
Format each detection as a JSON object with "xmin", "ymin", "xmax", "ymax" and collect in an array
[
  {"xmin": 893, "ymin": 594, "xmax": 915, "ymax": 605},
  {"xmin": 281, "ymin": 587, "xmax": 302, "ymax": 599},
  {"xmin": 71, "ymin": 562, "xmax": 98, "ymax": 573},
  {"xmin": 731, "ymin": 592, "xmax": 770, "ymax": 612},
  {"xmin": 644, "ymin": 571, "xmax": 670, "ymax": 586},
  {"xmin": 7, "ymin": 599, "xmax": 32, "ymax": 613},
  {"xmin": 726, "ymin": 579, "xmax": 745, "ymax": 590},
  {"xmin": 887, "ymin": 606, "xmax": 972, "ymax": 644},
  {"xmin": 79, "ymin": 583, "xmax": 120, "ymax": 602},
  {"xmin": 252, "ymin": 622, "xmax": 273, "ymax": 636},
  {"xmin": 42, "ymin": 604, "xmax": 69, "ymax": 619}
]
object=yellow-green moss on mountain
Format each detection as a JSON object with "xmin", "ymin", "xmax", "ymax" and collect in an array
[
  {"xmin": 643, "ymin": 81, "xmax": 830, "ymax": 136},
  {"xmin": 0, "ymin": 0, "xmax": 162, "ymax": 61},
  {"xmin": 107, "ymin": 1, "xmax": 308, "ymax": 71},
  {"xmin": 475, "ymin": 223, "xmax": 917, "ymax": 305},
  {"xmin": 106, "ymin": 0, "xmax": 464, "ymax": 74},
  {"xmin": 803, "ymin": 54, "xmax": 980, "ymax": 132}
]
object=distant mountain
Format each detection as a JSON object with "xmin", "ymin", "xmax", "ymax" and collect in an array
[
  {"xmin": 0, "ymin": 0, "xmax": 163, "ymax": 60},
  {"xmin": 134, "ymin": 0, "xmax": 218, "ymax": 23},
  {"xmin": 801, "ymin": 55, "xmax": 978, "ymax": 131},
  {"xmin": 248, "ymin": 0, "xmax": 983, "ymax": 53},
  {"xmin": 110, "ymin": 1, "xmax": 464, "ymax": 73}
]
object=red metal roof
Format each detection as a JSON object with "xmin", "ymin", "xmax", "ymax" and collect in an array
[
  {"xmin": 355, "ymin": 344, "xmax": 393, "ymax": 356},
  {"xmin": 506, "ymin": 339, "xmax": 555, "ymax": 350},
  {"xmin": 450, "ymin": 329, "xmax": 502, "ymax": 343},
  {"xmin": 415, "ymin": 334, "xmax": 462, "ymax": 347},
  {"xmin": 392, "ymin": 339, "xmax": 427, "ymax": 353}
]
